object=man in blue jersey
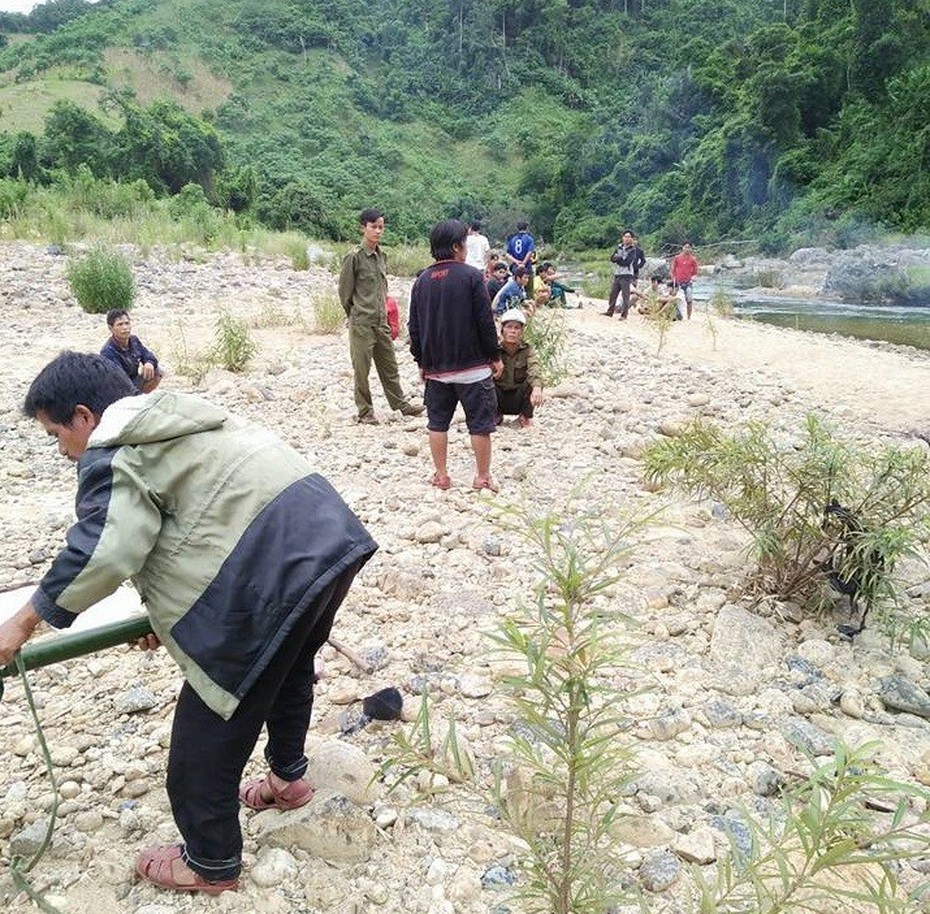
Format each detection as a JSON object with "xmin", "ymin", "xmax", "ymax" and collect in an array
[{"xmin": 505, "ymin": 221, "xmax": 535, "ymax": 296}]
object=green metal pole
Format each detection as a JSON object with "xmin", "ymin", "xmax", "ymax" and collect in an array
[{"xmin": 0, "ymin": 616, "xmax": 153, "ymax": 697}]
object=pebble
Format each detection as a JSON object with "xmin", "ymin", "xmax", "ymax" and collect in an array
[
  {"xmin": 878, "ymin": 675, "xmax": 930, "ymax": 718},
  {"xmin": 113, "ymin": 686, "xmax": 159, "ymax": 714},
  {"xmin": 250, "ymin": 846, "xmax": 299, "ymax": 887},
  {"xmin": 639, "ymin": 849, "xmax": 682, "ymax": 892}
]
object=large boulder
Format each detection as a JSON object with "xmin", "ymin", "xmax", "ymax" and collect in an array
[{"xmin": 822, "ymin": 245, "xmax": 930, "ymax": 305}]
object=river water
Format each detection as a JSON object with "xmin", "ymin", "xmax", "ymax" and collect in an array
[{"xmin": 702, "ymin": 282, "xmax": 930, "ymax": 353}]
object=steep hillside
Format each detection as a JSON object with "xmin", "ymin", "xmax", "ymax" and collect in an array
[{"xmin": 0, "ymin": 0, "xmax": 927, "ymax": 247}]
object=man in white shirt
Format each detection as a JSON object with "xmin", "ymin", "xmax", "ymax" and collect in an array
[{"xmin": 464, "ymin": 221, "xmax": 491, "ymax": 276}]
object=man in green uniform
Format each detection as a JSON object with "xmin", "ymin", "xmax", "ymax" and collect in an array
[{"xmin": 338, "ymin": 207, "xmax": 423, "ymax": 424}]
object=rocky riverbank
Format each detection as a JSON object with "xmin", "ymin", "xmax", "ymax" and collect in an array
[
  {"xmin": 711, "ymin": 241, "xmax": 930, "ymax": 305},
  {"xmin": 1, "ymin": 241, "xmax": 929, "ymax": 914}
]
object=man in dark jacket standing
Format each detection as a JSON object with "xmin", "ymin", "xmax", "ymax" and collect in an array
[
  {"xmin": 604, "ymin": 229, "xmax": 639, "ymax": 319},
  {"xmin": 0, "ymin": 352, "xmax": 377, "ymax": 895},
  {"xmin": 408, "ymin": 219, "xmax": 503, "ymax": 492}
]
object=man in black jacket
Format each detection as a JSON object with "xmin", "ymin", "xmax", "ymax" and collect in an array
[
  {"xmin": 408, "ymin": 219, "xmax": 503, "ymax": 491},
  {"xmin": 604, "ymin": 229, "xmax": 638, "ymax": 319}
]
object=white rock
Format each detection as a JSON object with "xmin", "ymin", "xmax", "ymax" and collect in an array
[
  {"xmin": 250, "ymin": 846, "xmax": 299, "ymax": 887},
  {"xmin": 306, "ymin": 741, "xmax": 379, "ymax": 804}
]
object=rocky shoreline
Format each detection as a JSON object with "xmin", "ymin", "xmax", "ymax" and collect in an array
[{"xmin": 1, "ymin": 241, "xmax": 929, "ymax": 914}]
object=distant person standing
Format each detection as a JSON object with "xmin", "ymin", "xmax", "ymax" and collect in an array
[
  {"xmin": 100, "ymin": 309, "xmax": 162, "ymax": 393},
  {"xmin": 464, "ymin": 221, "xmax": 491, "ymax": 275},
  {"xmin": 408, "ymin": 219, "xmax": 503, "ymax": 492},
  {"xmin": 671, "ymin": 242, "xmax": 699, "ymax": 319},
  {"xmin": 505, "ymin": 221, "xmax": 535, "ymax": 295},
  {"xmin": 338, "ymin": 207, "xmax": 424, "ymax": 424},
  {"xmin": 603, "ymin": 230, "xmax": 638, "ymax": 319}
]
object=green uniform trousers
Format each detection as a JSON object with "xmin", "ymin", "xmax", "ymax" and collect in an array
[{"xmin": 349, "ymin": 319, "xmax": 407, "ymax": 417}]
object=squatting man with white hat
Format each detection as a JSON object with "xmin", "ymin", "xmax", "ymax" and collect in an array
[{"xmin": 494, "ymin": 308, "xmax": 544, "ymax": 428}]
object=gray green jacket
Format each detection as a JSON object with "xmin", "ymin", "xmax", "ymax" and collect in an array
[{"xmin": 32, "ymin": 391, "xmax": 376, "ymax": 719}]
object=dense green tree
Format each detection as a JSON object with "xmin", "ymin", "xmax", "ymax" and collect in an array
[
  {"xmin": 112, "ymin": 100, "xmax": 225, "ymax": 195},
  {"xmin": 42, "ymin": 101, "xmax": 113, "ymax": 175}
]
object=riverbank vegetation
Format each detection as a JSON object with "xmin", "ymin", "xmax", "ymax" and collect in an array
[{"xmin": 0, "ymin": 0, "xmax": 927, "ymax": 253}]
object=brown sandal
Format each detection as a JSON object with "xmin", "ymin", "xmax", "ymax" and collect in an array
[
  {"xmin": 239, "ymin": 774, "xmax": 314, "ymax": 811},
  {"xmin": 431, "ymin": 472, "xmax": 452, "ymax": 490},
  {"xmin": 135, "ymin": 844, "xmax": 238, "ymax": 894}
]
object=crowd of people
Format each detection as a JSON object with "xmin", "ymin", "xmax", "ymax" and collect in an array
[{"xmin": 0, "ymin": 209, "xmax": 701, "ymax": 898}]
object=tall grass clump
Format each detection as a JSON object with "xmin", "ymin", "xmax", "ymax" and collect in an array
[
  {"xmin": 385, "ymin": 243, "xmax": 431, "ymax": 277},
  {"xmin": 704, "ymin": 289, "xmax": 735, "ymax": 351},
  {"xmin": 695, "ymin": 742, "xmax": 930, "ymax": 913},
  {"xmin": 313, "ymin": 293, "xmax": 346, "ymax": 334},
  {"xmin": 643, "ymin": 415, "xmax": 930, "ymax": 631},
  {"xmin": 66, "ymin": 246, "xmax": 136, "ymax": 314},
  {"xmin": 489, "ymin": 505, "xmax": 643, "ymax": 914},
  {"xmin": 525, "ymin": 308, "xmax": 569, "ymax": 385},
  {"xmin": 709, "ymin": 289, "xmax": 736, "ymax": 318},
  {"xmin": 211, "ymin": 311, "xmax": 258, "ymax": 372}
]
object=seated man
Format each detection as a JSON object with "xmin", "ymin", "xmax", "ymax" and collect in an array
[
  {"xmin": 634, "ymin": 277, "xmax": 680, "ymax": 320},
  {"xmin": 494, "ymin": 308, "xmax": 544, "ymax": 429},
  {"xmin": 491, "ymin": 267, "xmax": 529, "ymax": 316},
  {"xmin": 486, "ymin": 261, "xmax": 510, "ymax": 302},
  {"xmin": 100, "ymin": 309, "xmax": 162, "ymax": 393},
  {"xmin": 536, "ymin": 262, "xmax": 578, "ymax": 309}
]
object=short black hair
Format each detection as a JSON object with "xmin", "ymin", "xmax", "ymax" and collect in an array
[
  {"xmin": 469, "ymin": 221, "xmax": 481, "ymax": 232},
  {"xmin": 513, "ymin": 267, "xmax": 528, "ymax": 279},
  {"xmin": 359, "ymin": 207, "xmax": 384, "ymax": 226},
  {"xmin": 24, "ymin": 351, "xmax": 138, "ymax": 424},
  {"xmin": 106, "ymin": 308, "xmax": 129, "ymax": 328},
  {"xmin": 429, "ymin": 219, "xmax": 468, "ymax": 260},
  {"xmin": 515, "ymin": 221, "xmax": 529, "ymax": 232}
]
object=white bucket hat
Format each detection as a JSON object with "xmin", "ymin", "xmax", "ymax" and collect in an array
[{"xmin": 499, "ymin": 308, "xmax": 527, "ymax": 326}]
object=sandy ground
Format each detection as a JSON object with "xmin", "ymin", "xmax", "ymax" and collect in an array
[{"xmin": 572, "ymin": 307, "xmax": 930, "ymax": 435}]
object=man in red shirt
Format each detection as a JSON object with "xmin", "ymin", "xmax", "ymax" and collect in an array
[{"xmin": 671, "ymin": 242, "xmax": 699, "ymax": 319}]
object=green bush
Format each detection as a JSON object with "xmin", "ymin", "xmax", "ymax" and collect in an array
[
  {"xmin": 643, "ymin": 415, "xmax": 930, "ymax": 629},
  {"xmin": 66, "ymin": 247, "xmax": 136, "ymax": 314},
  {"xmin": 211, "ymin": 311, "xmax": 257, "ymax": 372},
  {"xmin": 489, "ymin": 506, "xmax": 642, "ymax": 914},
  {"xmin": 524, "ymin": 308, "xmax": 569, "ymax": 386},
  {"xmin": 697, "ymin": 742, "xmax": 930, "ymax": 913},
  {"xmin": 313, "ymin": 293, "xmax": 345, "ymax": 334}
]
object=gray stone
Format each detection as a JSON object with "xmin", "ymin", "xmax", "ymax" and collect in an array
[
  {"xmin": 748, "ymin": 760, "xmax": 786, "ymax": 797},
  {"xmin": 481, "ymin": 865, "xmax": 518, "ymax": 888},
  {"xmin": 710, "ymin": 605, "xmax": 785, "ymax": 695},
  {"xmin": 639, "ymin": 849, "xmax": 681, "ymax": 892},
  {"xmin": 649, "ymin": 708, "xmax": 691, "ymax": 740},
  {"xmin": 877, "ymin": 676, "xmax": 930, "ymax": 719},
  {"xmin": 253, "ymin": 789, "xmax": 376, "ymax": 863},
  {"xmin": 779, "ymin": 716, "xmax": 836, "ymax": 756},
  {"xmin": 710, "ymin": 814, "xmax": 752, "ymax": 859},
  {"xmin": 113, "ymin": 686, "xmax": 158, "ymax": 715},
  {"xmin": 702, "ymin": 700, "xmax": 742, "ymax": 729},
  {"xmin": 405, "ymin": 806, "xmax": 461, "ymax": 832},
  {"xmin": 10, "ymin": 819, "xmax": 51, "ymax": 857}
]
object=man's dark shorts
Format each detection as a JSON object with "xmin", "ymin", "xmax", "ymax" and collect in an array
[{"xmin": 424, "ymin": 377, "xmax": 497, "ymax": 435}]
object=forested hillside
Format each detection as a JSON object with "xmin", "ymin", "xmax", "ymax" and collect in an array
[{"xmin": 0, "ymin": 0, "xmax": 927, "ymax": 249}]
